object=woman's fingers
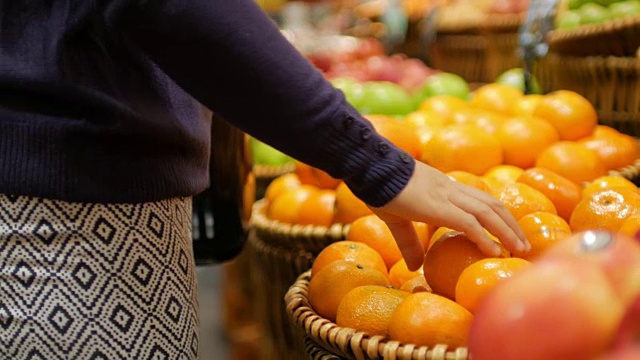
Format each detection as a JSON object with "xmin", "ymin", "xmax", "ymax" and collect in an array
[
  {"xmin": 453, "ymin": 183, "xmax": 530, "ymax": 254},
  {"xmin": 373, "ymin": 211, "xmax": 425, "ymax": 271}
]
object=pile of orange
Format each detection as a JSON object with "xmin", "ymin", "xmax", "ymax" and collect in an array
[{"xmin": 263, "ymin": 83, "xmax": 640, "ymax": 352}]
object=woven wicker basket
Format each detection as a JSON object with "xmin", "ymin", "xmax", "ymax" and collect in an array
[
  {"xmin": 285, "ymin": 270, "xmax": 470, "ymax": 360},
  {"xmin": 429, "ymin": 13, "xmax": 524, "ymax": 84},
  {"xmin": 247, "ymin": 199, "xmax": 351, "ymax": 359},
  {"xmin": 548, "ymin": 16, "xmax": 640, "ymax": 57},
  {"xmin": 535, "ymin": 53, "xmax": 640, "ymax": 136}
]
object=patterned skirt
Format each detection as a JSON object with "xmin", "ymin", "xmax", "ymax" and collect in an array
[{"xmin": 0, "ymin": 194, "xmax": 199, "ymax": 359}]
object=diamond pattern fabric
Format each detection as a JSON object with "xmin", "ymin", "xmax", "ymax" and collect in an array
[{"xmin": 0, "ymin": 194, "xmax": 199, "ymax": 359}]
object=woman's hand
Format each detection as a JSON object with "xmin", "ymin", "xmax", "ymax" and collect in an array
[{"xmin": 370, "ymin": 161, "xmax": 530, "ymax": 271}]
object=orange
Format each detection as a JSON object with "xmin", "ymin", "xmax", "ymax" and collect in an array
[
  {"xmin": 404, "ymin": 110, "xmax": 449, "ymax": 130},
  {"xmin": 579, "ymin": 130, "xmax": 638, "ymax": 171},
  {"xmin": 333, "ymin": 182, "xmax": 373, "ymax": 224},
  {"xmin": 336, "ymin": 285, "xmax": 409, "ymax": 337},
  {"xmin": 510, "ymin": 94, "xmax": 544, "ymax": 116},
  {"xmin": 483, "ymin": 165, "xmax": 525, "ymax": 189},
  {"xmin": 449, "ymin": 107, "xmax": 509, "ymax": 135},
  {"xmin": 399, "ymin": 275, "xmax": 432, "ymax": 294},
  {"xmin": 497, "ymin": 116, "xmax": 560, "ymax": 169},
  {"xmin": 447, "ymin": 170, "xmax": 491, "ymax": 192},
  {"xmin": 471, "ymin": 83, "xmax": 524, "ymax": 115},
  {"xmin": 516, "ymin": 167, "xmax": 583, "ymax": 223},
  {"xmin": 307, "ymin": 260, "xmax": 391, "ymax": 322},
  {"xmin": 346, "ymin": 214, "xmax": 403, "ymax": 269},
  {"xmin": 421, "ymin": 124, "xmax": 503, "ymax": 175},
  {"xmin": 311, "ymin": 240, "xmax": 388, "ymax": 278},
  {"xmin": 532, "ymin": 90, "xmax": 598, "ymax": 141},
  {"xmin": 413, "ymin": 221, "xmax": 433, "ymax": 250},
  {"xmin": 297, "ymin": 189, "xmax": 336, "ymax": 227},
  {"xmin": 264, "ymin": 173, "xmax": 301, "ymax": 204},
  {"xmin": 267, "ymin": 184, "xmax": 317, "ymax": 223},
  {"xmin": 535, "ymin": 141, "xmax": 607, "ymax": 185},
  {"xmin": 618, "ymin": 213, "xmax": 640, "ymax": 238},
  {"xmin": 423, "ymin": 230, "xmax": 509, "ymax": 300},
  {"xmin": 513, "ymin": 211, "xmax": 572, "ymax": 260},
  {"xmin": 388, "ymin": 258, "xmax": 425, "ymax": 289},
  {"xmin": 455, "ymin": 257, "xmax": 531, "ymax": 313},
  {"xmin": 388, "ymin": 292, "xmax": 473, "ymax": 348},
  {"xmin": 569, "ymin": 187, "xmax": 640, "ymax": 233},
  {"xmin": 492, "ymin": 182, "xmax": 557, "ymax": 222},
  {"xmin": 294, "ymin": 160, "xmax": 341, "ymax": 190},
  {"xmin": 418, "ymin": 94, "xmax": 471, "ymax": 120},
  {"xmin": 582, "ymin": 175, "xmax": 638, "ymax": 198},
  {"xmin": 366, "ymin": 114, "xmax": 422, "ymax": 159}
]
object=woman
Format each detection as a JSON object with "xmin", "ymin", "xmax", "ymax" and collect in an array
[{"xmin": 0, "ymin": 0, "xmax": 528, "ymax": 358}]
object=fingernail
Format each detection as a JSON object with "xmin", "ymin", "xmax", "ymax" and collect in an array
[{"xmin": 524, "ymin": 239, "xmax": 532, "ymax": 252}]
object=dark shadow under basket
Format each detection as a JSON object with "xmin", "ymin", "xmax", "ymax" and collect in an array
[
  {"xmin": 285, "ymin": 270, "xmax": 470, "ymax": 360},
  {"xmin": 247, "ymin": 199, "xmax": 350, "ymax": 359}
]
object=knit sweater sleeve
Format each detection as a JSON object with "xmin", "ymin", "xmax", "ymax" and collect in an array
[{"xmin": 118, "ymin": 0, "xmax": 415, "ymax": 207}]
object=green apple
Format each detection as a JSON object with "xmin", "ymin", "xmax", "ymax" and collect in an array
[
  {"xmin": 609, "ymin": 0, "xmax": 640, "ymax": 19},
  {"xmin": 358, "ymin": 81, "xmax": 416, "ymax": 116},
  {"xmin": 555, "ymin": 10, "xmax": 582, "ymax": 29},
  {"xmin": 413, "ymin": 72, "xmax": 471, "ymax": 104},
  {"xmin": 495, "ymin": 68, "xmax": 543, "ymax": 95},
  {"xmin": 331, "ymin": 77, "xmax": 366, "ymax": 110},
  {"xmin": 249, "ymin": 137, "xmax": 294, "ymax": 166},
  {"xmin": 579, "ymin": 3, "xmax": 611, "ymax": 25}
]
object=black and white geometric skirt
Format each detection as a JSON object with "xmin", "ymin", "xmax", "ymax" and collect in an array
[{"xmin": 0, "ymin": 194, "xmax": 199, "ymax": 359}]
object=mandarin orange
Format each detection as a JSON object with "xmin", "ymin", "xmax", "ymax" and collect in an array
[
  {"xmin": 388, "ymin": 292, "xmax": 473, "ymax": 348},
  {"xmin": 346, "ymin": 214, "xmax": 403, "ymax": 269},
  {"xmin": 455, "ymin": 257, "xmax": 531, "ymax": 313},
  {"xmin": 497, "ymin": 116, "xmax": 560, "ymax": 169},
  {"xmin": 492, "ymin": 182, "xmax": 557, "ymax": 222},
  {"xmin": 333, "ymin": 182, "xmax": 373, "ymax": 225},
  {"xmin": 513, "ymin": 211, "xmax": 572, "ymax": 260},
  {"xmin": 582, "ymin": 175, "xmax": 638, "ymax": 198},
  {"xmin": 336, "ymin": 285, "xmax": 409, "ymax": 337},
  {"xmin": 533, "ymin": 90, "xmax": 598, "ymax": 141},
  {"xmin": 296, "ymin": 189, "xmax": 336, "ymax": 227},
  {"xmin": 264, "ymin": 173, "xmax": 301, "ymax": 203},
  {"xmin": 569, "ymin": 187, "xmax": 640, "ymax": 233},
  {"xmin": 535, "ymin": 141, "xmax": 607, "ymax": 185},
  {"xmin": 423, "ymin": 230, "xmax": 509, "ymax": 300},
  {"xmin": 307, "ymin": 260, "xmax": 391, "ymax": 322},
  {"xmin": 471, "ymin": 83, "xmax": 524, "ymax": 115},
  {"xmin": 311, "ymin": 240, "xmax": 388, "ymax": 278},
  {"xmin": 388, "ymin": 258, "xmax": 425, "ymax": 289},
  {"xmin": 267, "ymin": 184, "xmax": 317, "ymax": 223},
  {"xmin": 421, "ymin": 124, "xmax": 503, "ymax": 175},
  {"xmin": 294, "ymin": 160, "xmax": 341, "ymax": 189},
  {"xmin": 516, "ymin": 167, "xmax": 583, "ymax": 223}
]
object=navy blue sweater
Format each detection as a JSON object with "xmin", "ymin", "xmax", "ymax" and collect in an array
[{"xmin": 0, "ymin": 0, "xmax": 414, "ymax": 206}]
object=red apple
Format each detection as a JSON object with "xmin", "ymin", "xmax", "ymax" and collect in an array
[
  {"xmin": 469, "ymin": 256, "xmax": 625, "ymax": 360},
  {"xmin": 542, "ymin": 230, "xmax": 640, "ymax": 307},
  {"xmin": 609, "ymin": 293, "xmax": 640, "ymax": 352}
]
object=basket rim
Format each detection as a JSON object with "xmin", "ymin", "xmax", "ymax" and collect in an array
[
  {"xmin": 284, "ymin": 270, "xmax": 470, "ymax": 360},
  {"xmin": 249, "ymin": 199, "xmax": 351, "ymax": 241},
  {"xmin": 547, "ymin": 15, "xmax": 640, "ymax": 56},
  {"xmin": 437, "ymin": 12, "xmax": 525, "ymax": 34},
  {"xmin": 253, "ymin": 162, "xmax": 296, "ymax": 179}
]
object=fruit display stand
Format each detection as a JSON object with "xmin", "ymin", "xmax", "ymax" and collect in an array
[
  {"xmin": 428, "ymin": 13, "xmax": 525, "ymax": 85},
  {"xmin": 285, "ymin": 270, "xmax": 470, "ymax": 360},
  {"xmin": 535, "ymin": 16, "xmax": 640, "ymax": 136},
  {"xmin": 246, "ymin": 199, "xmax": 350, "ymax": 359}
]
